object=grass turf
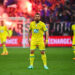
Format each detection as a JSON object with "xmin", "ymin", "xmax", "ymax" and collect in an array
[{"xmin": 0, "ymin": 47, "xmax": 75, "ymax": 75}]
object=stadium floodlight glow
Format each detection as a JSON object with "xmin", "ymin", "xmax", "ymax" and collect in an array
[{"xmin": 0, "ymin": 17, "xmax": 26, "ymax": 48}]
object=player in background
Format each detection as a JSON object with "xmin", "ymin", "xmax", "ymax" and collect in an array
[
  {"xmin": 0, "ymin": 21, "xmax": 12, "ymax": 55},
  {"xmin": 28, "ymin": 13, "xmax": 48, "ymax": 69},
  {"xmin": 8, "ymin": 28, "xmax": 13, "ymax": 38},
  {"xmin": 71, "ymin": 23, "xmax": 75, "ymax": 60}
]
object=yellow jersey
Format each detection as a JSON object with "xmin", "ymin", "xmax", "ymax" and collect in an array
[
  {"xmin": 29, "ymin": 21, "xmax": 48, "ymax": 41},
  {"xmin": 72, "ymin": 24, "xmax": 75, "ymax": 36},
  {"xmin": 0, "ymin": 25, "xmax": 8, "ymax": 38}
]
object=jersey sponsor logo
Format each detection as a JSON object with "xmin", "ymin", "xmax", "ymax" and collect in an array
[
  {"xmin": 0, "ymin": 30, "xmax": 4, "ymax": 33},
  {"xmin": 34, "ymin": 29, "xmax": 39, "ymax": 33}
]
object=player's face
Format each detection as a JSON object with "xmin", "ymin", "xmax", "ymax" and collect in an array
[
  {"xmin": 34, "ymin": 15, "xmax": 40, "ymax": 21},
  {"xmin": 0, "ymin": 21, "xmax": 4, "ymax": 26}
]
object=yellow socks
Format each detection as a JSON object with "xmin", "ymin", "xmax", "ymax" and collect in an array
[
  {"xmin": 29, "ymin": 53, "xmax": 47, "ymax": 67},
  {"xmin": 30, "ymin": 54, "xmax": 35, "ymax": 66},
  {"xmin": 3, "ymin": 44, "xmax": 8, "ymax": 53},
  {"xmin": 73, "ymin": 50, "xmax": 75, "ymax": 54},
  {"xmin": 72, "ymin": 46, "xmax": 75, "ymax": 60},
  {"xmin": 72, "ymin": 46, "xmax": 75, "ymax": 54},
  {"xmin": 72, "ymin": 46, "xmax": 75, "ymax": 58},
  {"xmin": 41, "ymin": 54, "xmax": 47, "ymax": 66}
]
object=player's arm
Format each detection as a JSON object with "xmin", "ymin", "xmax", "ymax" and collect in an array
[
  {"xmin": 28, "ymin": 23, "xmax": 32, "ymax": 44},
  {"xmin": 5, "ymin": 26, "xmax": 10, "ymax": 37},
  {"xmin": 5, "ymin": 26, "xmax": 12, "ymax": 38},
  {"xmin": 70, "ymin": 25, "xmax": 73, "ymax": 41},
  {"xmin": 8, "ymin": 28, "xmax": 13, "ymax": 38},
  {"xmin": 5, "ymin": 26, "xmax": 9, "ymax": 36},
  {"xmin": 5, "ymin": 26, "xmax": 9, "ymax": 33},
  {"xmin": 43, "ymin": 23, "xmax": 48, "ymax": 45},
  {"xmin": 28, "ymin": 30, "xmax": 31, "ymax": 44},
  {"xmin": 45, "ymin": 30, "xmax": 48, "ymax": 44}
]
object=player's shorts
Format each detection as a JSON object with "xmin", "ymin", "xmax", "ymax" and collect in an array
[
  {"xmin": 30, "ymin": 40, "xmax": 45, "ymax": 50},
  {"xmin": 0, "ymin": 35, "xmax": 7, "ymax": 44}
]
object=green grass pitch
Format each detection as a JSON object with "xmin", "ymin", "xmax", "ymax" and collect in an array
[{"xmin": 0, "ymin": 47, "xmax": 75, "ymax": 75}]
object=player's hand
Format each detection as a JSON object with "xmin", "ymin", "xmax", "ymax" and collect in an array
[
  {"xmin": 8, "ymin": 36, "xmax": 11, "ymax": 40},
  {"xmin": 46, "ymin": 40, "xmax": 48, "ymax": 47}
]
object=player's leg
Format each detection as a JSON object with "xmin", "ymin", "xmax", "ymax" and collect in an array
[
  {"xmin": 72, "ymin": 45, "xmax": 75, "ymax": 60},
  {"xmin": 39, "ymin": 42, "xmax": 48, "ymax": 69},
  {"xmin": 40, "ymin": 50, "xmax": 48, "ymax": 69},
  {"xmin": 1, "ymin": 38, "xmax": 5, "ymax": 55},
  {"xmin": 28, "ymin": 50, "xmax": 35, "ymax": 69},
  {"xmin": 1, "ymin": 37, "xmax": 8, "ymax": 55},
  {"xmin": 72, "ymin": 38, "xmax": 75, "ymax": 60},
  {"xmin": 3, "ymin": 42, "xmax": 8, "ymax": 55},
  {"xmin": 28, "ymin": 41, "xmax": 36, "ymax": 69}
]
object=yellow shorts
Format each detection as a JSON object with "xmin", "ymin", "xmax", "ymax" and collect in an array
[
  {"xmin": 0, "ymin": 36, "xmax": 7, "ymax": 44},
  {"xmin": 30, "ymin": 40, "xmax": 45, "ymax": 50}
]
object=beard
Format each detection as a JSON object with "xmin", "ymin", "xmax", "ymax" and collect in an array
[{"xmin": 35, "ymin": 20, "xmax": 40, "ymax": 23}]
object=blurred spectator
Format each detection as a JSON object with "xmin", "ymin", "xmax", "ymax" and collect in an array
[
  {"xmin": 4, "ymin": 0, "xmax": 17, "ymax": 6},
  {"xmin": 40, "ymin": 6, "xmax": 50, "ymax": 23},
  {"xmin": 71, "ymin": 3, "xmax": 75, "ymax": 22},
  {"xmin": 40, "ymin": 6, "xmax": 45, "ymax": 23},
  {"xmin": 45, "ymin": 0, "xmax": 52, "ymax": 7},
  {"xmin": 0, "ymin": 0, "xmax": 4, "ymax": 4},
  {"xmin": 0, "ymin": 0, "xmax": 74, "ymax": 36},
  {"xmin": 64, "ymin": 1, "xmax": 72, "ymax": 22},
  {"xmin": 57, "ymin": 4, "xmax": 64, "ymax": 21}
]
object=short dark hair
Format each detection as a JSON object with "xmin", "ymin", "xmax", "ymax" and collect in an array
[{"xmin": 35, "ymin": 13, "xmax": 40, "ymax": 16}]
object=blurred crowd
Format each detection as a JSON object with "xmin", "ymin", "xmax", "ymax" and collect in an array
[
  {"xmin": 3, "ymin": 0, "xmax": 74, "ymax": 23},
  {"xmin": 0, "ymin": 0, "xmax": 75, "ymax": 36}
]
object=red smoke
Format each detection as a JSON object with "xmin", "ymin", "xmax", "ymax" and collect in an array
[
  {"xmin": 17, "ymin": 0, "xmax": 32, "ymax": 14},
  {"xmin": 0, "ymin": 0, "xmax": 32, "ymax": 29},
  {"xmin": 0, "ymin": 5, "xmax": 4, "ymax": 17},
  {"xmin": 0, "ymin": 5, "xmax": 13, "ymax": 28}
]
